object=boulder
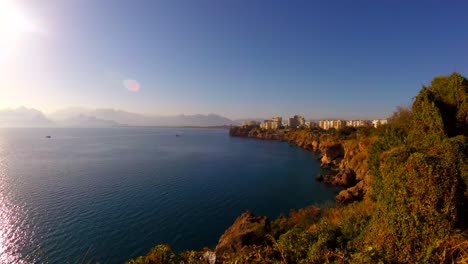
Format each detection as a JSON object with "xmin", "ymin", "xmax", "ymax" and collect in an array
[
  {"xmin": 320, "ymin": 174, "xmax": 340, "ymax": 186},
  {"xmin": 202, "ymin": 251, "xmax": 216, "ymax": 264},
  {"xmin": 317, "ymin": 169, "xmax": 356, "ymax": 187},
  {"xmin": 336, "ymin": 180, "xmax": 366, "ymax": 205},
  {"xmin": 335, "ymin": 189, "xmax": 353, "ymax": 204},
  {"xmin": 336, "ymin": 168, "xmax": 357, "ymax": 187},
  {"xmin": 215, "ymin": 211, "xmax": 270, "ymax": 257},
  {"xmin": 320, "ymin": 143, "xmax": 344, "ymax": 168},
  {"xmin": 315, "ymin": 174, "xmax": 324, "ymax": 181}
]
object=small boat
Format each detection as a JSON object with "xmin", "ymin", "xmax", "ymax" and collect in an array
[
  {"xmin": 175, "ymin": 134, "xmax": 181, "ymax": 137},
  {"xmin": 46, "ymin": 136, "xmax": 51, "ymax": 138}
]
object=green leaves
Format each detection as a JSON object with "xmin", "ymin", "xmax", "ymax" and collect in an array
[{"xmin": 366, "ymin": 72, "xmax": 468, "ymax": 262}]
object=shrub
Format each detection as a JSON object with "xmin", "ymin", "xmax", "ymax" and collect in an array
[
  {"xmin": 277, "ymin": 228, "xmax": 317, "ymax": 263},
  {"xmin": 366, "ymin": 73, "xmax": 468, "ymax": 263},
  {"xmin": 127, "ymin": 245, "xmax": 177, "ymax": 264}
]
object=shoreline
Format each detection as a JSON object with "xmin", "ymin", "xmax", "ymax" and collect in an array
[{"xmin": 229, "ymin": 126, "xmax": 371, "ymax": 205}]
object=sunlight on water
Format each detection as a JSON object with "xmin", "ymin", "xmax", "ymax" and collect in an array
[
  {"xmin": 0, "ymin": 154, "xmax": 39, "ymax": 263},
  {"xmin": 0, "ymin": 159, "xmax": 18, "ymax": 263}
]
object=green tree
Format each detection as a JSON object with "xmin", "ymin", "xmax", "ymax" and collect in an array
[
  {"xmin": 427, "ymin": 72, "xmax": 468, "ymax": 136},
  {"xmin": 367, "ymin": 73, "xmax": 468, "ymax": 262},
  {"xmin": 389, "ymin": 105, "xmax": 412, "ymax": 131}
]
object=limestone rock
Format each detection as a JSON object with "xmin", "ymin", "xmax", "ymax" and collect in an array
[
  {"xmin": 316, "ymin": 169, "xmax": 356, "ymax": 187},
  {"xmin": 336, "ymin": 180, "xmax": 366, "ymax": 205},
  {"xmin": 320, "ymin": 143, "xmax": 344, "ymax": 169},
  {"xmin": 335, "ymin": 168, "xmax": 357, "ymax": 187},
  {"xmin": 202, "ymin": 251, "xmax": 216, "ymax": 264},
  {"xmin": 215, "ymin": 211, "xmax": 270, "ymax": 257},
  {"xmin": 315, "ymin": 174, "xmax": 324, "ymax": 181}
]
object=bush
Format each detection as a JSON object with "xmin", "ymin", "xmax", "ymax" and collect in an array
[
  {"xmin": 365, "ymin": 73, "xmax": 468, "ymax": 263},
  {"xmin": 277, "ymin": 228, "xmax": 317, "ymax": 263},
  {"xmin": 127, "ymin": 245, "xmax": 177, "ymax": 264}
]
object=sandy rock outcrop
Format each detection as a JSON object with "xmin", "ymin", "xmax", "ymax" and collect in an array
[
  {"xmin": 319, "ymin": 143, "xmax": 344, "ymax": 169},
  {"xmin": 316, "ymin": 168, "xmax": 356, "ymax": 187},
  {"xmin": 335, "ymin": 180, "xmax": 367, "ymax": 204}
]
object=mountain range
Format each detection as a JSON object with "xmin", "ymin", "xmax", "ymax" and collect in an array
[
  {"xmin": 0, "ymin": 107, "xmax": 248, "ymax": 127},
  {"xmin": 0, "ymin": 107, "xmax": 54, "ymax": 127}
]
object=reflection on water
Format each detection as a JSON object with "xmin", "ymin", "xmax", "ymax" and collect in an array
[{"xmin": 0, "ymin": 145, "xmax": 40, "ymax": 263}]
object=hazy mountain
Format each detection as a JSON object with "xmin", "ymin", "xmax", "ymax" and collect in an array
[
  {"xmin": 47, "ymin": 107, "xmax": 92, "ymax": 120},
  {"xmin": 151, "ymin": 114, "xmax": 233, "ymax": 127},
  {"xmin": 57, "ymin": 114, "xmax": 123, "ymax": 127},
  {"xmin": 89, "ymin": 109, "xmax": 151, "ymax": 126},
  {"xmin": 0, "ymin": 107, "xmax": 54, "ymax": 127},
  {"xmin": 232, "ymin": 118, "xmax": 266, "ymax": 125},
  {"xmin": 49, "ymin": 108, "xmax": 234, "ymax": 127}
]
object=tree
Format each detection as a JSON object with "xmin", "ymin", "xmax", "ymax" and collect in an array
[
  {"xmin": 389, "ymin": 105, "xmax": 412, "ymax": 131},
  {"xmin": 368, "ymin": 73, "xmax": 468, "ymax": 262}
]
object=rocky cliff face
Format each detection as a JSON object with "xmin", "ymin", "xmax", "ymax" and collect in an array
[
  {"xmin": 229, "ymin": 127, "xmax": 373, "ymax": 205},
  {"xmin": 215, "ymin": 211, "xmax": 271, "ymax": 258},
  {"xmin": 333, "ymin": 138, "xmax": 376, "ymax": 204},
  {"xmin": 318, "ymin": 142, "xmax": 344, "ymax": 169},
  {"xmin": 316, "ymin": 168, "xmax": 357, "ymax": 187}
]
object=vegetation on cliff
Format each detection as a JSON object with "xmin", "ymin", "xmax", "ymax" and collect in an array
[{"xmin": 128, "ymin": 73, "xmax": 468, "ymax": 263}]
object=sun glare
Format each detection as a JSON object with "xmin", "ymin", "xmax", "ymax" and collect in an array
[{"xmin": 0, "ymin": 0, "xmax": 37, "ymax": 60}]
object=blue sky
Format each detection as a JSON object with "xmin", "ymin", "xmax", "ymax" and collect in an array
[{"xmin": 1, "ymin": 0, "xmax": 468, "ymax": 119}]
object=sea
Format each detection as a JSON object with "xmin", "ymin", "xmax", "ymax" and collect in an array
[{"xmin": 0, "ymin": 127, "xmax": 341, "ymax": 263}]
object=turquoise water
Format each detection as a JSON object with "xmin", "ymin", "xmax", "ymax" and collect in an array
[{"xmin": 0, "ymin": 127, "xmax": 341, "ymax": 263}]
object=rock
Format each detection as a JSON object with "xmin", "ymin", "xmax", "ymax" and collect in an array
[
  {"xmin": 336, "ymin": 189, "xmax": 353, "ymax": 204},
  {"xmin": 311, "ymin": 141, "xmax": 320, "ymax": 152},
  {"xmin": 321, "ymin": 174, "xmax": 339, "ymax": 185},
  {"xmin": 320, "ymin": 143, "xmax": 344, "ymax": 168},
  {"xmin": 315, "ymin": 174, "xmax": 324, "ymax": 181},
  {"xmin": 215, "ymin": 211, "xmax": 270, "ymax": 257},
  {"xmin": 202, "ymin": 251, "xmax": 216, "ymax": 264},
  {"xmin": 318, "ymin": 169, "xmax": 356, "ymax": 187},
  {"xmin": 336, "ymin": 168, "xmax": 357, "ymax": 187},
  {"xmin": 336, "ymin": 181, "xmax": 366, "ymax": 205}
]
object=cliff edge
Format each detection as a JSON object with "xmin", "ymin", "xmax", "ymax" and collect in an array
[{"xmin": 230, "ymin": 126, "xmax": 373, "ymax": 204}]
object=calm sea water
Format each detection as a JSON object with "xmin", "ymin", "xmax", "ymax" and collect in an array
[{"xmin": 0, "ymin": 127, "xmax": 340, "ymax": 263}]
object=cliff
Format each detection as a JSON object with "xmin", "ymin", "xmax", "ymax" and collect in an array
[
  {"xmin": 230, "ymin": 127, "xmax": 372, "ymax": 204},
  {"xmin": 215, "ymin": 211, "xmax": 271, "ymax": 258}
]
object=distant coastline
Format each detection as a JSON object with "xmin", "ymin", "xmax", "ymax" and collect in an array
[{"xmin": 0, "ymin": 125, "xmax": 231, "ymax": 129}]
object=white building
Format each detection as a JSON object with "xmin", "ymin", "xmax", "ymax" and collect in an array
[
  {"xmin": 288, "ymin": 115, "xmax": 305, "ymax": 128},
  {"xmin": 372, "ymin": 119, "xmax": 388, "ymax": 128},
  {"xmin": 346, "ymin": 120, "xmax": 371, "ymax": 127},
  {"xmin": 305, "ymin": 121, "xmax": 317, "ymax": 128},
  {"xmin": 260, "ymin": 117, "xmax": 283, "ymax": 130},
  {"xmin": 260, "ymin": 120, "xmax": 272, "ymax": 130},
  {"xmin": 271, "ymin": 117, "xmax": 282, "ymax": 129},
  {"xmin": 319, "ymin": 120, "xmax": 346, "ymax": 130}
]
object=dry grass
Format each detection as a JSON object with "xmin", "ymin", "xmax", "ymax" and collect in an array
[
  {"xmin": 434, "ymin": 231, "xmax": 468, "ymax": 264},
  {"xmin": 321, "ymin": 199, "xmax": 375, "ymax": 227}
]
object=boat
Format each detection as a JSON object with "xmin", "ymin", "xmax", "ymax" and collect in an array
[{"xmin": 46, "ymin": 136, "xmax": 51, "ymax": 138}]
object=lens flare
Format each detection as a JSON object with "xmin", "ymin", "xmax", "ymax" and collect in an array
[{"xmin": 123, "ymin": 79, "xmax": 141, "ymax": 92}]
